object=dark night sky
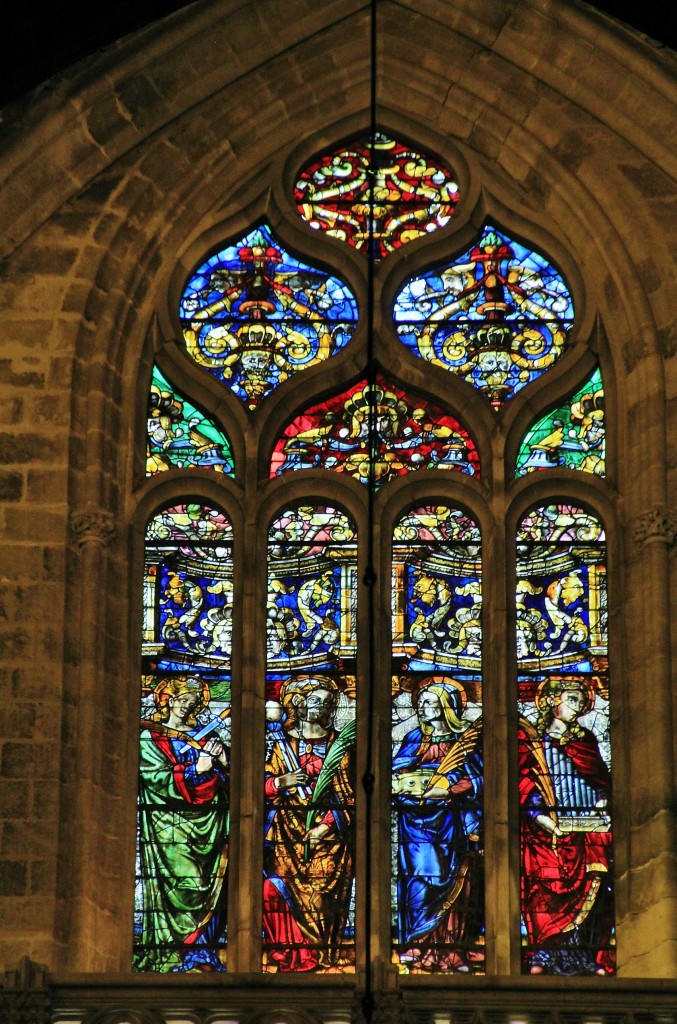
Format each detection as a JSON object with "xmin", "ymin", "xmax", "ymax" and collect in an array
[{"xmin": 2, "ymin": 1, "xmax": 675, "ymax": 110}]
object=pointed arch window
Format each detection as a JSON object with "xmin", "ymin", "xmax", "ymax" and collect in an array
[
  {"xmin": 134, "ymin": 130, "xmax": 615, "ymax": 978},
  {"xmin": 136, "ymin": 503, "xmax": 233, "ymax": 972},
  {"xmin": 516, "ymin": 504, "xmax": 613, "ymax": 974}
]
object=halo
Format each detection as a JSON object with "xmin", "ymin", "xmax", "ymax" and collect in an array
[
  {"xmin": 153, "ymin": 675, "xmax": 211, "ymax": 712},
  {"xmin": 535, "ymin": 675, "xmax": 594, "ymax": 716},
  {"xmin": 279, "ymin": 673, "xmax": 338, "ymax": 707},
  {"xmin": 414, "ymin": 674, "xmax": 467, "ymax": 715}
]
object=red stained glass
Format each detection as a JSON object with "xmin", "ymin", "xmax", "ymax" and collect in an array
[
  {"xmin": 295, "ymin": 133, "xmax": 459, "ymax": 259},
  {"xmin": 516, "ymin": 504, "xmax": 614, "ymax": 975},
  {"xmin": 271, "ymin": 376, "xmax": 479, "ymax": 487}
]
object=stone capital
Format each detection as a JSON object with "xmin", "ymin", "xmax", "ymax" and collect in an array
[
  {"xmin": 69, "ymin": 504, "xmax": 116, "ymax": 548},
  {"xmin": 630, "ymin": 505, "xmax": 677, "ymax": 546}
]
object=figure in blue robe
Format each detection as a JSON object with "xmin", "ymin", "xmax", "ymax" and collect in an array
[{"xmin": 392, "ymin": 678, "xmax": 483, "ymax": 972}]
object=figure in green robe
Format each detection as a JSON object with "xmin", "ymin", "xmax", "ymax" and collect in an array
[{"xmin": 135, "ymin": 676, "xmax": 229, "ymax": 972}]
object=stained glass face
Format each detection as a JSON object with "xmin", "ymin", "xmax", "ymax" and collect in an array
[
  {"xmin": 180, "ymin": 224, "xmax": 358, "ymax": 408},
  {"xmin": 516, "ymin": 504, "xmax": 614, "ymax": 975},
  {"xmin": 146, "ymin": 365, "xmax": 234, "ymax": 476},
  {"xmin": 264, "ymin": 505, "xmax": 357, "ymax": 972},
  {"xmin": 516, "ymin": 367, "xmax": 605, "ymax": 476},
  {"xmin": 294, "ymin": 132, "xmax": 460, "ymax": 259},
  {"xmin": 271, "ymin": 376, "xmax": 479, "ymax": 488},
  {"xmin": 135, "ymin": 504, "xmax": 233, "ymax": 972},
  {"xmin": 391, "ymin": 507, "xmax": 484, "ymax": 974},
  {"xmin": 394, "ymin": 225, "xmax": 574, "ymax": 408}
]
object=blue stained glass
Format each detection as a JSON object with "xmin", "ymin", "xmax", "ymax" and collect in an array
[
  {"xmin": 394, "ymin": 225, "xmax": 574, "ymax": 407},
  {"xmin": 391, "ymin": 506, "xmax": 484, "ymax": 974},
  {"xmin": 180, "ymin": 224, "xmax": 358, "ymax": 408},
  {"xmin": 516, "ymin": 503, "xmax": 613, "ymax": 975}
]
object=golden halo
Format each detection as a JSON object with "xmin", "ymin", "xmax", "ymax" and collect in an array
[
  {"xmin": 534, "ymin": 675, "xmax": 594, "ymax": 716},
  {"xmin": 415, "ymin": 674, "xmax": 467, "ymax": 715},
  {"xmin": 279, "ymin": 673, "xmax": 338, "ymax": 707},
  {"xmin": 153, "ymin": 675, "xmax": 211, "ymax": 712}
]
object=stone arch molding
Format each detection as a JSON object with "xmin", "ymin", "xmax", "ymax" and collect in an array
[
  {"xmin": 244, "ymin": 1012, "xmax": 322, "ymax": 1024},
  {"xmin": 1, "ymin": 0, "xmax": 674, "ymax": 264},
  {"xmin": 28, "ymin": 3, "xmax": 667, "ymax": 514}
]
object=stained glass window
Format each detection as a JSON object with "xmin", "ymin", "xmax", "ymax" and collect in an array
[
  {"xmin": 295, "ymin": 132, "xmax": 459, "ymax": 259},
  {"xmin": 394, "ymin": 225, "xmax": 574, "ymax": 407},
  {"xmin": 391, "ymin": 506, "xmax": 484, "ymax": 973},
  {"xmin": 516, "ymin": 367, "xmax": 605, "ymax": 476},
  {"xmin": 139, "ymin": 131, "xmax": 615, "ymax": 982},
  {"xmin": 264, "ymin": 505, "xmax": 357, "ymax": 972},
  {"xmin": 271, "ymin": 376, "xmax": 479, "ymax": 487},
  {"xmin": 147, "ymin": 365, "xmax": 234, "ymax": 476},
  {"xmin": 180, "ymin": 224, "xmax": 358, "ymax": 408},
  {"xmin": 135, "ymin": 503, "xmax": 233, "ymax": 972},
  {"xmin": 516, "ymin": 504, "xmax": 613, "ymax": 975}
]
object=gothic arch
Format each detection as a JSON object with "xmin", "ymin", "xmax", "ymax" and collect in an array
[{"xmin": 0, "ymin": 0, "xmax": 673, "ymax": 993}]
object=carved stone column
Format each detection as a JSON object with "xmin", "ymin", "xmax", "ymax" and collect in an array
[
  {"xmin": 64, "ymin": 504, "xmax": 116, "ymax": 970},
  {"xmin": 619, "ymin": 505, "xmax": 677, "ymax": 975},
  {"xmin": 351, "ymin": 989, "xmax": 413, "ymax": 1024}
]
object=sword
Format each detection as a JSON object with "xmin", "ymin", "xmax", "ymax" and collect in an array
[{"xmin": 178, "ymin": 707, "xmax": 230, "ymax": 753}]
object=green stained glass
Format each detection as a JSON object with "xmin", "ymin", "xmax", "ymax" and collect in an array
[
  {"xmin": 135, "ymin": 503, "xmax": 233, "ymax": 972},
  {"xmin": 516, "ymin": 368, "xmax": 604, "ymax": 476},
  {"xmin": 147, "ymin": 366, "xmax": 234, "ymax": 476}
]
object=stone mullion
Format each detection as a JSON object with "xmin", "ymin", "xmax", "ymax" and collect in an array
[
  {"xmin": 228, "ymin": 490, "xmax": 266, "ymax": 973},
  {"xmin": 482, "ymin": 494, "xmax": 516, "ymax": 975},
  {"xmin": 362, "ymin": 501, "xmax": 392, "ymax": 983}
]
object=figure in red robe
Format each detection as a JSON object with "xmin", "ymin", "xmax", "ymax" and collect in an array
[{"xmin": 519, "ymin": 676, "xmax": 614, "ymax": 975}]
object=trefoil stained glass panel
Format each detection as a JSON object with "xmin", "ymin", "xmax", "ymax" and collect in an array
[
  {"xmin": 147, "ymin": 365, "xmax": 234, "ymax": 476},
  {"xmin": 271, "ymin": 376, "xmax": 479, "ymax": 487},
  {"xmin": 135, "ymin": 503, "xmax": 233, "ymax": 972},
  {"xmin": 516, "ymin": 503, "xmax": 614, "ymax": 975},
  {"xmin": 516, "ymin": 367, "xmax": 605, "ymax": 476},
  {"xmin": 180, "ymin": 225, "xmax": 358, "ymax": 408},
  {"xmin": 295, "ymin": 132, "xmax": 459, "ymax": 259},
  {"xmin": 392, "ymin": 506, "xmax": 484, "ymax": 973},
  {"xmin": 264, "ymin": 505, "xmax": 357, "ymax": 972},
  {"xmin": 394, "ymin": 225, "xmax": 574, "ymax": 407}
]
